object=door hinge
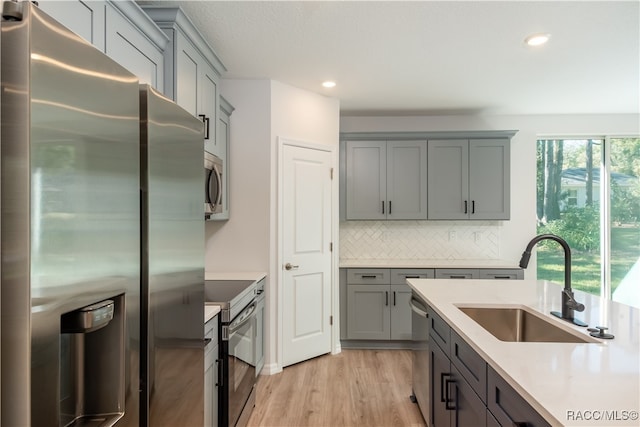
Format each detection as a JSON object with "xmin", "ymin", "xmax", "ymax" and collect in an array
[
  {"xmin": 330, "ymin": 242, "xmax": 333, "ymax": 252},
  {"xmin": 330, "ymin": 168, "xmax": 334, "ymax": 180},
  {"xmin": 330, "ymin": 315, "xmax": 333, "ymax": 326}
]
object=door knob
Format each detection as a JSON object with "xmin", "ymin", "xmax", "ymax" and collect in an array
[{"xmin": 284, "ymin": 263, "xmax": 299, "ymax": 271}]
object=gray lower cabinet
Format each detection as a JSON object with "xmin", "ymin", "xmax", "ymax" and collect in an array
[
  {"xmin": 342, "ymin": 267, "xmax": 521, "ymax": 343},
  {"xmin": 430, "ymin": 336, "xmax": 485, "ymax": 427},
  {"xmin": 204, "ymin": 314, "xmax": 219, "ymax": 427},
  {"xmin": 487, "ymin": 366, "xmax": 551, "ymax": 427},
  {"xmin": 436, "ymin": 268, "xmax": 524, "ymax": 280},
  {"xmin": 38, "ymin": 1, "xmax": 168, "ymax": 92},
  {"xmin": 344, "ymin": 140, "xmax": 428, "ymax": 220},
  {"xmin": 479, "ymin": 269, "xmax": 524, "ymax": 280},
  {"xmin": 428, "ymin": 139, "xmax": 510, "ymax": 220},
  {"xmin": 428, "ymin": 304, "xmax": 550, "ymax": 427},
  {"xmin": 345, "ymin": 269, "xmax": 433, "ymax": 341},
  {"xmin": 255, "ymin": 283, "xmax": 265, "ymax": 376},
  {"xmin": 435, "ymin": 268, "xmax": 479, "ymax": 279},
  {"xmin": 347, "ymin": 284, "xmax": 391, "ymax": 340}
]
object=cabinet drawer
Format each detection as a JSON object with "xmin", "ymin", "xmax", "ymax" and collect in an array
[
  {"xmin": 390, "ymin": 269, "xmax": 435, "ymax": 284},
  {"xmin": 427, "ymin": 306, "xmax": 450, "ymax": 356},
  {"xmin": 450, "ymin": 330, "xmax": 487, "ymax": 403},
  {"xmin": 478, "ymin": 269, "xmax": 524, "ymax": 280},
  {"xmin": 435, "ymin": 269, "xmax": 479, "ymax": 279},
  {"xmin": 346, "ymin": 269, "xmax": 390, "ymax": 285},
  {"xmin": 487, "ymin": 366, "xmax": 551, "ymax": 427}
]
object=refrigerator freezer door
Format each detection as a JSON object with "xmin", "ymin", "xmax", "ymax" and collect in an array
[{"xmin": 1, "ymin": 2, "xmax": 140, "ymax": 426}]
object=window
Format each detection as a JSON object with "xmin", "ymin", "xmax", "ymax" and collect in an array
[{"xmin": 536, "ymin": 138, "xmax": 639, "ymax": 307}]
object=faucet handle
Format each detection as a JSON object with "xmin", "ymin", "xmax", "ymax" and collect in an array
[
  {"xmin": 587, "ymin": 326, "xmax": 615, "ymax": 339},
  {"xmin": 562, "ymin": 289, "xmax": 585, "ymax": 312}
]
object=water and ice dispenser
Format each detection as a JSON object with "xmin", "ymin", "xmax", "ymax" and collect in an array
[{"xmin": 59, "ymin": 295, "xmax": 126, "ymax": 427}]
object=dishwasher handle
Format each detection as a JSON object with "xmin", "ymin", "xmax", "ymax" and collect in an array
[{"xmin": 409, "ymin": 298, "xmax": 428, "ymax": 317}]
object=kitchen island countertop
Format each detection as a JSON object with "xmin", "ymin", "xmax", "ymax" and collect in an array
[{"xmin": 407, "ymin": 278, "xmax": 640, "ymax": 426}]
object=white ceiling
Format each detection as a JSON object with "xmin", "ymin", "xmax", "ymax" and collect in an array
[{"xmin": 138, "ymin": 1, "xmax": 640, "ymax": 116}]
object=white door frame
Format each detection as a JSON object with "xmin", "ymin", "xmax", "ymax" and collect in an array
[{"xmin": 276, "ymin": 137, "xmax": 340, "ymax": 373}]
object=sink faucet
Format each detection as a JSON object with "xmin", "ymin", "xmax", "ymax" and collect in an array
[{"xmin": 519, "ymin": 234, "xmax": 588, "ymax": 327}]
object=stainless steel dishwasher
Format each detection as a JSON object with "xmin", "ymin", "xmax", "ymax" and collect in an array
[{"xmin": 410, "ymin": 292, "xmax": 430, "ymax": 424}]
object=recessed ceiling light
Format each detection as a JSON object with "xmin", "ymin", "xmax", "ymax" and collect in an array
[
  {"xmin": 525, "ymin": 33, "xmax": 551, "ymax": 47},
  {"xmin": 322, "ymin": 81, "xmax": 336, "ymax": 88}
]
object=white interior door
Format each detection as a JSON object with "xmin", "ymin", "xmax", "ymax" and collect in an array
[{"xmin": 281, "ymin": 142, "xmax": 333, "ymax": 367}]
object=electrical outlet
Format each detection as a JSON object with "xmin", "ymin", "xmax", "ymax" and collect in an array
[
  {"xmin": 475, "ymin": 232, "xmax": 482, "ymax": 243},
  {"xmin": 449, "ymin": 231, "xmax": 456, "ymax": 241}
]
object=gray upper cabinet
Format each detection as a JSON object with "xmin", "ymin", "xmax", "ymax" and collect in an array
[
  {"xmin": 142, "ymin": 6, "xmax": 227, "ymax": 149},
  {"xmin": 105, "ymin": 2, "xmax": 168, "ymax": 92},
  {"xmin": 428, "ymin": 139, "xmax": 510, "ymax": 220},
  {"xmin": 345, "ymin": 140, "xmax": 427, "ymax": 220},
  {"xmin": 208, "ymin": 96, "xmax": 234, "ymax": 221},
  {"xmin": 38, "ymin": 1, "xmax": 168, "ymax": 92},
  {"xmin": 38, "ymin": 1, "xmax": 107, "ymax": 50}
]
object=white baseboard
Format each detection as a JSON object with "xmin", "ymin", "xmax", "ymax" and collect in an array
[{"xmin": 260, "ymin": 362, "xmax": 282, "ymax": 376}]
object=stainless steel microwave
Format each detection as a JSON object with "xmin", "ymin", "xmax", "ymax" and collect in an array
[{"xmin": 205, "ymin": 151, "xmax": 223, "ymax": 219}]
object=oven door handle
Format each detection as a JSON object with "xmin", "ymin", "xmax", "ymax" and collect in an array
[{"xmin": 229, "ymin": 302, "xmax": 257, "ymax": 333}]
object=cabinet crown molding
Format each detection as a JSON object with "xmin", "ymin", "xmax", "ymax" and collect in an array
[
  {"xmin": 109, "ymin": 1, "xmax": 169, "ymax": 51},
  {"xmin": 141, "ymin": 5, "xmax": 227, "ymax": 75}
]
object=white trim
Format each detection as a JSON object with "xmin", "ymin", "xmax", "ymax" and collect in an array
[
  {"xmin": 276, "ymin": 137, "xmax": 339, "ymax": 371},
  {"xmin": 259, "ymin": 363, "xmax": 282, "ymax": 376},
  {"xmin": 601, "ymin": 137, "xmax": 612, "ymax": 300}
]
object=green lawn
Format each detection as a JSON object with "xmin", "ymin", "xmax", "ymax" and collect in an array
[{"xmin": 536, "ymin": 226, "xmax": 640, "ymax": 295}]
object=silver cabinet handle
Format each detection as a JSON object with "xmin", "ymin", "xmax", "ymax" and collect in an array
[{"xmin": 285, "ymin": 263, "xmax": 299, "ymax": 271}]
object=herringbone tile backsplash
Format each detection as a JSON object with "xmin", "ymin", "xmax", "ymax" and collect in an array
[{"xmin": 339, "ymin": 221, "xmax": 501, "ymax": 260}]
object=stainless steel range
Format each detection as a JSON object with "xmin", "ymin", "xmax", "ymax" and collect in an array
[{"xmin": 205, "ymin": 280, "xmax": 258, "ymax": 427}]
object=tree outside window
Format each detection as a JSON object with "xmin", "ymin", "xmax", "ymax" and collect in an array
[{"xmin": 535, "ymin": 138, "xmax": 639, "ymax": 306}]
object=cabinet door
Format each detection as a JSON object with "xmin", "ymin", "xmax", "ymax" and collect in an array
[
  {"xmin": 345, "ymin": 141, "xmax": 387, "ymax": 220},
  {"xmin": 204, "ymin": 316, "xmax": 218, "ymax": 427},
  {"xmin": 347, "ymin": 284, "xmax": 390, "ymax": 340},
  {"xmin": 450, "ymin": 364, "xmax": 487, "ymax": 427},
  {"xmin": 174, "ymin": 30, "xmax": 200, "ymax": 116},
  {"xmin": 104, "ymin": 3, "xmax": 165, "ymax": 91},
  {"xmin": 390, "ymin": 284, "xmax": 412, "ymax": 340},
  {"xmin": 255, "ymin": 296, "xmax": 265, "ymax": 376},
  {"xmin": 209, "ymin": 101, "xmax": 231, "ymax": 220},
  {"xmin": 487, "ymin": 366, "xmax": 551, "ymax": 427},
  {"xmin": 201, "ymin": 63, "xmax": 220, "ymax": 154},
  {"xmin": 38, "ymin": 0, "xmax": 106, "ymax": 51},
  {"xmin": 431, "ymin": 340, "xmax": 451, "ymax": 427},
  {"xmin": 469, "ymin": 139, "xmax": 510, "ymax": 220},
  {"xmin": 428, "ymin": 140, "xmax": 469, "ymax": 219},
  {"xmin": 386, "ymin": 140, "xmax": 428, "ymax": 219},
  {"xmin": 204, "ymin": 343, "xmax": 214, "ymax": 427}
]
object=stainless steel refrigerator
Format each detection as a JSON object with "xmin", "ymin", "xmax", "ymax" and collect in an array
[
  {"xmin": 139, "ymin": 84, "xmax": 205, "ymax": 427},
  {"xmin": 1, "ymin": 2, "xmax": 141, "ymax": 426}
]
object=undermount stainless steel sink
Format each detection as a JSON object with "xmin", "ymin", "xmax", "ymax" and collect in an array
[{"xmin": 458, "ymin": 306, "xmax": 596, "ymax": 343}]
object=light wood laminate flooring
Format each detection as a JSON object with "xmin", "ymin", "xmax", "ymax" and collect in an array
[{"xmin": 247, "ymin": 349, "xmax": 427, "ymax": 427}]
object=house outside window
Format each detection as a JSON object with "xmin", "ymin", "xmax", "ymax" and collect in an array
[{"xmin": 536, "ymin": 137, "xmax": 640, "ymax": 308}]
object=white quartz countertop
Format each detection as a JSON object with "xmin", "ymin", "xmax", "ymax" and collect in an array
[
  {"xmin": 205, "ymin": 271, "xmax": 267, "ymax": 282},
  {"xmin": 407, "ymin": 279, "xmax": 640, "ymax": 426},
  {"xmin": 340, "ymin": 258, "xmax": 520, "ymax": 269},
  {"xmin": 204, "ymin": 305, "xmax": 220, "ymax": 324}
]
